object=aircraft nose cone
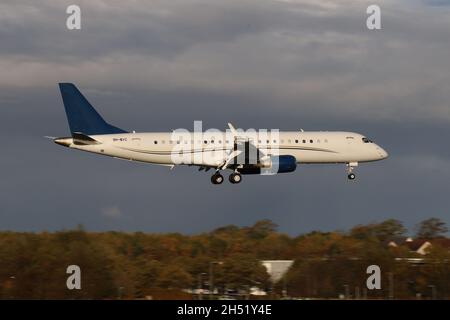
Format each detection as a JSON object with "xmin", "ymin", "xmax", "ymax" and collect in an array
[{"xmin": 378, "ymin": 147, "xmax": 388, "ymax": 159}]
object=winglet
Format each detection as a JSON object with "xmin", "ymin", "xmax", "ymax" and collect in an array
[{"xmin": 228, "ymin": 123, "xmax": 237, "ymax": 135}]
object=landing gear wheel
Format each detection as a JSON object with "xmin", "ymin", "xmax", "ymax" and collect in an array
[
  {"xmin": 211, "ymin": 173, "xmax": 224, "ymax": 185},
  {"xmin": 346, "ymin": 162, "xmax": 358, "ymax": 181},
  {"xmin": 229, "ymin": 172, "xmax": 242, "ymax": 184}
]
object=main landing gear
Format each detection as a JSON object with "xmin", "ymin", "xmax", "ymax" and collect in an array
[
  {"xmin": 346, "ymin": 162, "xmax": 358, "ymax": 181},
  {"xmin": 229, "ymin": 172, "xmax": 242, "ymax": 184},
  {"xmin": 211, "ymin": 172, "xmax": 242, "ymax": 185},
  {"xmin": 211, "ymin": 172, "xmax": 224, "ymax": 185}
]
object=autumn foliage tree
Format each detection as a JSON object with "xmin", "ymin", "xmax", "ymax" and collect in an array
[{"xmin": 0, "ymin": 219, "xmax": 449, "ymax": 299}]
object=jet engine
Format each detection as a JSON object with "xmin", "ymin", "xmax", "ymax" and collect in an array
[{"xmin": 238, "ymin": 155, "xmax": 297, "ymax": 175}]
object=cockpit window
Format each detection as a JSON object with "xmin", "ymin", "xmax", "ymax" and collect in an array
[{"xmin": 362, "ymin": 137, "xmax": 373, "ymax": 143}]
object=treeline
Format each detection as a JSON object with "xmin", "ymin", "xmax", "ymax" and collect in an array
[{"xmin": 0, "ymin": 218, "xmax": 449, "ymax": 299}]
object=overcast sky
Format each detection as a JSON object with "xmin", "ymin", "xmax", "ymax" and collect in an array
[{"xmin": 1, "ymin": 0, "xmax": 449, "ymax": 235}]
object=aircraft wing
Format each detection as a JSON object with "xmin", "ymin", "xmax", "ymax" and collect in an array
[{"xmin": 218, "ymin": 123, "xmax": 266, "ymax": 170}]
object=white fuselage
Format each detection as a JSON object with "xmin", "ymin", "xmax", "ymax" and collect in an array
[{"xmin": 56, "ymin": 131, "xmax": 388, "ymax": 168}]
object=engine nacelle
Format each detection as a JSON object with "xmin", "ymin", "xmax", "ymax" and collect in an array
[
  {"xmin": 270, "ymin": 155, "xmax": 297, "ymax": 173},
  {"xmin": 239, "ymin": 155, "xmax": 297, "ymax": 175}
]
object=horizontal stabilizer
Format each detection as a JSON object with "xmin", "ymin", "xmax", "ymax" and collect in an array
[{"xmin": 72, "ymin": 132, "xmax": 101, "ymax": 145}]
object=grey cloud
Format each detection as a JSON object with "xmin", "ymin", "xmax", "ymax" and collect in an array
[
  {"xmin": 0, "ymin": 0, "xmax": 277, "ymax": 60},
  {"xmin": 2, "ymin": 1, "xmax": 450, "ymax": 123},
  {"xmin": 422, "ymin": 0, "xmax": 450, "ymax": 6}
]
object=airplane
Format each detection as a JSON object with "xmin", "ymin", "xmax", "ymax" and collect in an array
[{"xmin": 51, "ymin": 83, "xmax": 388, "ymax": 185}]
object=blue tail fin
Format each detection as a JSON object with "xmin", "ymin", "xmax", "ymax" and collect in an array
[{"xmin": 58, "ymin": 83, "xmax": 127, "ymax": 135}]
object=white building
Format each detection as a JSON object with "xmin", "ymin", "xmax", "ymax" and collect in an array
[{"xmin": 261, "ymin": 260, "xmax": 294, "ymax": 283}]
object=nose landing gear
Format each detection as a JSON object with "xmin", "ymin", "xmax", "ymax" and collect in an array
[{"xmin": 346, "ymin": 162, "xmax": 358, "ymax": 181}]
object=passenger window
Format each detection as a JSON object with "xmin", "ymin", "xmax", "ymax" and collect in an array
[
  {"xmin": 303, "ymin": 139, "xmax": 306, "ymax": 143},
  {"xmin": 310, "ymin": 140, "xmax": 313, "ymax": 143},
  {"xmin": 295, "ymin": 139, "xmax": 298, "ymax": 143},
  {"xmin": 154, "ymin": 141, "xmax": 158, "ymax": 144}
]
